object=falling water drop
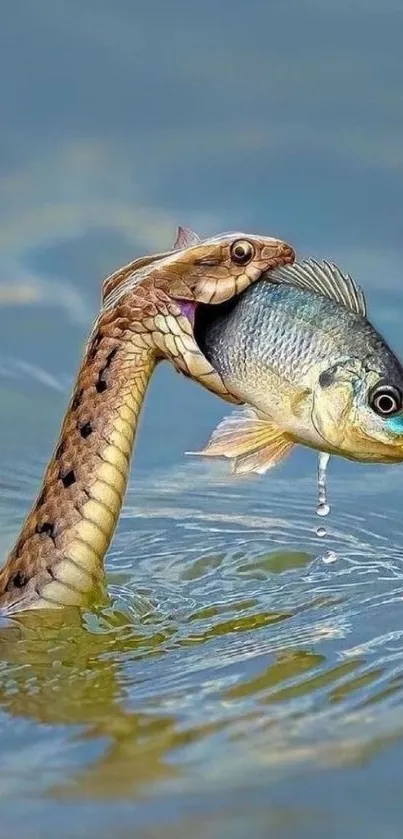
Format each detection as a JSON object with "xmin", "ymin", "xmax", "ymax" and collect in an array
[
  {"xmin": 316, "ymin": 452, "xmax": 330, "ymax": 517},
  {"xmin": 322, "ymin": 550, "xmax": 338, "ymax": 564},
  {"xmin": 315, "ymin": 451, "xmax": 330, "ymax": 536}
]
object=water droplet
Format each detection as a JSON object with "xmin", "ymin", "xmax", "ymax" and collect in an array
[
  {"xmin": 322, "ymin": 550, "xmax": 338, "ymax": 565},
  {"xmin": 316, "ymin": 526, "xmax": 327, "ymax": 538},
  {"xmin": 316, "ymin": 452, "xmax": 331, "ymax": 519}
]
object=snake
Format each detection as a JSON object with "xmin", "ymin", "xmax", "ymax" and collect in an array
[{"xmin": 0, "ymin": 226, "xmax": 294, "ymax": 614}]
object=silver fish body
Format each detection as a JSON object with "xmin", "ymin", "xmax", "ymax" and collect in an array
[
  {"xmin": 194, "ymin": 261, "xmax": 403, "ymax": 470},
  {"xmin": 198, "ymin": 281, "xmax": 401, "ymax": 404}
]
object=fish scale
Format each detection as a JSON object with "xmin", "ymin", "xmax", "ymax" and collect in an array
[{"xmin": 202, "ymin": 282, "xmax": 349, "ymax": 390}]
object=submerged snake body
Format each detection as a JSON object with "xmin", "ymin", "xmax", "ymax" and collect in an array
[{"xmin": 0, "ymin": 228, "xmax": 294, "ymax": 614}]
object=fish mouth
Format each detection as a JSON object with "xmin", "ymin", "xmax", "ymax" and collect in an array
[{"xmin": 310, "ymin": 401, "xmax": 403, "ymax": 463}]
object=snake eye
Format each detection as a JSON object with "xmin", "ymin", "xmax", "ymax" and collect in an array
[
  {"xmin": 369, "ymin": 383, "xmax": 402, "ymax": 416},
  {"xmin": 230, "ymin": 239, "xmax": 255, "ymax": 265}
]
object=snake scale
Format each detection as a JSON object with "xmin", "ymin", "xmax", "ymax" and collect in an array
[{"xmin": 0, "ymin": 227, "xmax": 294, "ymax": 614}]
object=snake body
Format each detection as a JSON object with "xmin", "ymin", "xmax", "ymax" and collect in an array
[{"xmin": 0, "ymin": 227, "xmax": 294, "ymax": 614}]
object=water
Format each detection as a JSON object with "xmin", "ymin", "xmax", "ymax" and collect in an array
[{"xmin": 1, "ymin": 1, "xmax": 403, "ymax": 837}]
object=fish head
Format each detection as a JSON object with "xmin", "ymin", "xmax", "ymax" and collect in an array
[{"xmin": 311, "ymin": 355, "xmax": 403, "ymax": 463}]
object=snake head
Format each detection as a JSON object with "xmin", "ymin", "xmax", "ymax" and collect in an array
[{"xmin": 101, "ymin": 227, "xmax": 295, "ymax": 403}]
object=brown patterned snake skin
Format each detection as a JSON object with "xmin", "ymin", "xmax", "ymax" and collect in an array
[{"xmin": 0, "ymin": 227, "xmax": 294, "ymax": 614}]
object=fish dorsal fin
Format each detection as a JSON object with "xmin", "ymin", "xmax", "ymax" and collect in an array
[
  {"xmin": 173, "ymin": 226, "xmax": 201, "ymax": 250},
  {"xmin": 188, "ymin": 408, "xmax": 295, "ymax": 475},
  {"xmin": 270, "ymin": 258, "xmax": 367, "ymax": 317}
]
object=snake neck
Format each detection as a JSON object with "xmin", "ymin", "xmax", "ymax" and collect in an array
[{"xmin": 0, "ymin": 314, "xmax": 156, "ymax": 614}]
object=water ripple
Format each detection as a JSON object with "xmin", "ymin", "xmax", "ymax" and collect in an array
[{"xmin": 1, "ymin": 457, "xmax": 403, "ymax": 804}]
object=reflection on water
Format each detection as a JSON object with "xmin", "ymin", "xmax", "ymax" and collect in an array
[{"xmin": 1, "ymin": 460, "xmax": 403, "ymax": 827}]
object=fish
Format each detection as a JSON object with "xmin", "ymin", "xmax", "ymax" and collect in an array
[{"xmin": 192, "ymin": 259, "xmax": 403, "ymax": 474}]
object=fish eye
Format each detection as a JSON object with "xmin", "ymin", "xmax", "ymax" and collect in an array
[
  {"xmin": 369, "ymin": 383, "xmax": 402, "ymax": 417},
  {"xmin": 230, "ymin": 239, "xmax": 255, "ymax": 265}
]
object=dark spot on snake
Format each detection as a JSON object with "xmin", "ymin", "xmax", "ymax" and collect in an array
[
  {"xmin": 88, "ymin": 330, "xmax": 103, "ymax": 359},
  {"xmin": 61, "ymin": 469, "xmax": 76, "ymax": 488},
  {"xmin": 55, "ymin": 440, "xmax": 65, "ymax": 460},
  {"xmin": 96, "ymin": 376, "xmax": 107, "ymax": 394},
  {"xmin": 72, "ymin": 389, "xmax": 83, "ymax": 411},
  {"xmin": 96, "ymin": 347, "xmax": 118, "ymax": 393},
  {"xmin": 36, "ymin": 488, "xmax": 46, "ymax": 507},
  {"xmin": 36, "ymin": 521, "xmax": 55, "ymax": 540},
  {"xmin": 106, "ymin": 348, "xmax": 118, "ymax": 365},
  {"xmin": 80, "ymin": 421, "xmax": 93, "ymax": 439},
  {"xmin": 7, "ymin": 571, "xmax": 27, "ymax": 590}
]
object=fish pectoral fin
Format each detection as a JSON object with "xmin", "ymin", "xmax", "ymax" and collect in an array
[
  {"xmin": 188, "ymin": 408, "xmax": 294, "ymax": 475},
  {"xmin": 231, "ymin": 434, "xmax": 294, "ymax": 474}
]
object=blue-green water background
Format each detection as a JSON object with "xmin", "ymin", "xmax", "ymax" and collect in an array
[{"xmin": 1, "ymin": 1, "xmax": 403, "ymax": 837}]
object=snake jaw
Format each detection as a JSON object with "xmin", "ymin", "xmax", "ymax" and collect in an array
[
  {"xmin": 177, "ymin": 300, "xmax": 196, "ymax": 327},
  {"xmin": 101, "ymin": 231, "xmax": 295, "ymax": 405},
  {"xmin": 153, "ymin": 299, "xmax": 241, "ymax": 403},
  {"xmin": 0, "ymin": 228, "xmax": 296, "ymax": 615},
  {"xmin": 158, "ymin": 235, "xmax": 295, "ymax": 401}
]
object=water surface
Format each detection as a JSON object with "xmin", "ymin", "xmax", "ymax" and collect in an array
[{"xmin": 1, "ymin": 1, "xmax": 403, "ymax": 837}]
